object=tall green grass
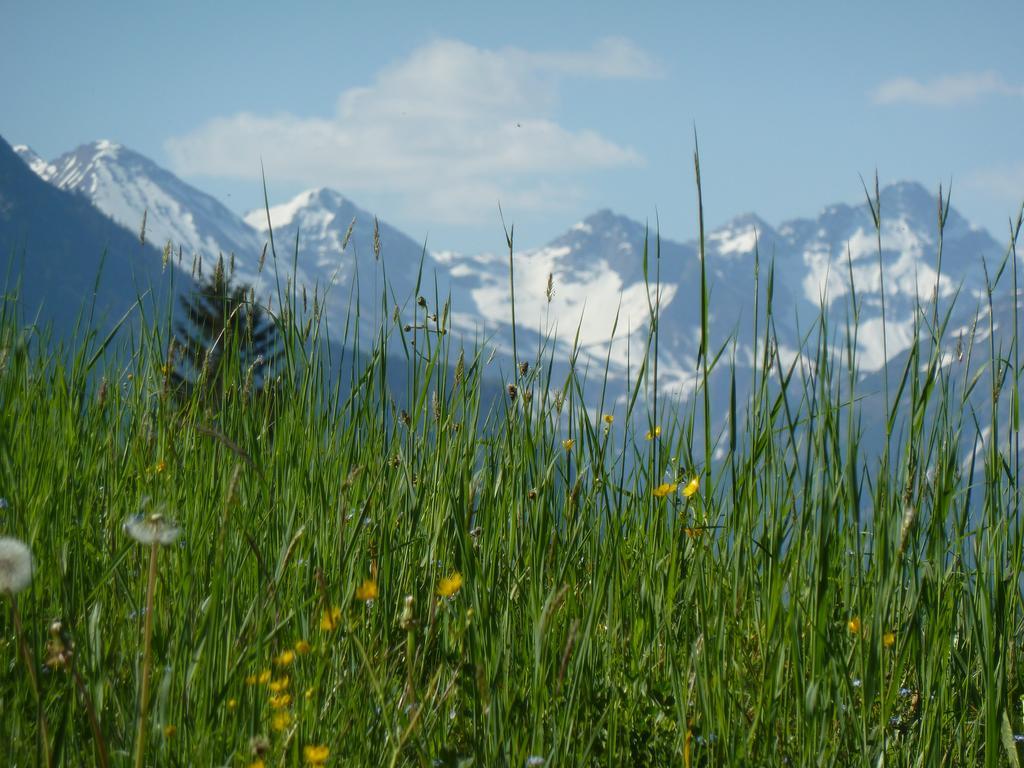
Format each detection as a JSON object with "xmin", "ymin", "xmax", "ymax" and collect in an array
[{"xmin": 1, "ymin": 165, "xmax": 1023, "ymax": 767}]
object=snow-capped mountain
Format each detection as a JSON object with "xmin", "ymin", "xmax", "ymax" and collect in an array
[
  {"xmin": 244, "ymin": 187, "xmax": 445, "ymax": 315},
  {"xmin": 432, "ymin": 209, "xmax": 752, "ymax": 383},
  {"xmin": 431, "ymin": 181, "xmax": 1001, "ymax": 403},
  {"xmin": 13, "ymin": 145, "xmax": 58, "ymax": 181},
  {"xmin": 1, "ymin": 137, "xmax": 175, "ymax": 338},
  {"xmin": 16, "ymin": 142, "xmax": 451, "ymax": 338},
  {"xmin": 13, "ymin": 138, "xmax": 1007, "ymax": 403},
  {"xmin": 15, "ymin": 141, "xmax": 262, "ymax": 269},
  {"xmin": 774, "ymin": 181, "xmax": 995, "ymax": 369}
]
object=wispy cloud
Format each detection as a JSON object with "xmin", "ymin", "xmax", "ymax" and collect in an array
[
  {"xmin": 871, "ymin": 71, "xmax": 1024, "ymax": 107},
  {"xmin": 964, "ymin": 163, "xmax": 1024, "ymax": 208},
  {"xmin": 165, "ymin": 38, "xmax": 657, "ymax": 223}
]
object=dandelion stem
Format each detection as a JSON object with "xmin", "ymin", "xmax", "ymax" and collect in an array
[
  {"xmin": 11, "ymin": 596, "xmax": 52, "ymax": 768},
  {"xmin": 134, "ymin": 541, "xmax": 159, "ymax": 768}
]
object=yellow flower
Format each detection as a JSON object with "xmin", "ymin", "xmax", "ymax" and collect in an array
[
  {"xmin": 682, "ymin": 476, "xmax": 700, "ymax": 498},
  {"xmin": 163, "ymin": 724, "xmax": 176, "ymax": 739},
  {"xmin": 268, "ymin": 676, "xmax": 290, "ymax": 693},
  {"xmin": 248, "ymin": 761, "xmax": 266, "ymax": 768},
  {"xmin": 683, "ymin": 527, "xmax": 703, "ymax": 538},
  {"xmin": 645, "ymin": 426, "xmax": 661, "ymax": 440},
  {"xmin": 269, "ymin": 692, "xmax": 292, "ymax": 710},
  {"xmin": 304, "ymin": 744, "xmax": 330, "ymax": 765},
  {"xmin": 154, "ymin": 460, "xmax": 167, "ymax": 474},
  {"xmin": 355, "ymin": 579, "xmax": 379, "ymax": 602},
  {"xmin": 257, "ymin": 669, "xmax": 272, "ymax": 684},
  {"xmin": 245, "ymin": 674, "xmax": 257, "ymax": 685},
  {"xmin": 883, "ymin": 631, "xmax": 895, "ymax": 648},
  {"xmin": 437, "ymin": 571, "xmax": 463, "ymax": 598},
  {"xmin": 227, "ymin": 698, "xmax": 238, "ymax": 710},
  {"xmin": 847, "ymin": 616, "xmax": 862, "ymax": 635},
  {"xmin": 562, "ymin": 438, "xmax": 574, "ymax": 450},
  {"xmin": 271, "ymin": 711, "xmax": 292, "ymax": 732},
  {"xmin": 294, "ymin": 639, "xmax": 312, "ymax": 655},
  {"xmin": 652, "ymin": 482, "xmax": 678, "ymax": 498},
  {"xmin": 320, "ymin": 606, "xmax": 342, "ymax": 632},
  {"xmin": 602, "ymin": 414, "xmax": 614, "ymax": 425},
  {"xmin": 304, "ymin": 686, "xmax": 315, "ymax": 700},
  {"xmin": 274, "ymin": 649, "xmax": 295, "ymax": 667}
]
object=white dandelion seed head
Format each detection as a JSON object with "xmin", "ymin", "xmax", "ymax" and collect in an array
[
  {"xmin": 124, "ymin": 511, "xmax": 181, "ymax": 546},
  {"xmin": 0, "ymin": 537, "xmax": 33, "ymax": 595}
]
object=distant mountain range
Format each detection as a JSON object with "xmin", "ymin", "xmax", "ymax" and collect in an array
[{"xmin": 5, "ymin": 137, "xmax": 1014, "ymax": 427}]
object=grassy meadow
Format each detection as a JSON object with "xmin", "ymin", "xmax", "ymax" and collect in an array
[{"xmin": 2, "ymin": 170, "xmax": 1024, "ymax": 767}]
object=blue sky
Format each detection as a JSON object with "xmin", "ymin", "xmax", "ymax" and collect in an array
[{"xmin": 2, "ymin": 1, "xmax": 1022, "ymax": 253}]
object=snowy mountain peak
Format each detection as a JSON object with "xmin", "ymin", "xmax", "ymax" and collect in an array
[
  {"xmin": 17, "ymin": 139, "xmax": 263, "ymax": 268},
  {"xmin": 93, "ymin": 138, "xmax": 122, "ymax": 153},
  {"xmin": 13, "ymin": 145, "xmax": 57, "ymax": 181},
  {"xmin": 245, "ymin": 187, "xmax": 352, "ymax": 233}
]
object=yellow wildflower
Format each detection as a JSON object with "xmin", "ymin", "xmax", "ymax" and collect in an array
[
  {"xmin": 562, "ymin": 438, "xmax": 574, "ymax": 450},
  {"xmin": 883, "ymin": 631, "xmax": 895, "ymax": 648},
  {"xmin": 163, "ymin": 724, "xmax": 176, "ymax": 739},
  {"xmin": 274, "ymin": 649, "xmax": 295, "ymax": 667},
  {"xmin": 645, "ymin": 426, "xmax": 661, "ymax": 440},
  {"xmin": 257, "ymin": 669, "xmax": 271, "ymax": 684},
  {"xmin": 437, "ymin": 571, "xmax": 463, "ymax": 598},
  {"xmin": 683, "ymin": 527, "xmax": 703, "ymax": 538},
  {"xmin": 248, "ymin": 761, "xmax": 266, "ymax": 768},
  {"xmin": 847, "ymin": 616, "xmax": 862, "ymax": 635},
  {"xmin": 268, "ymin": 676, "xmax": 289, "ymax": 693},
  {"xmin": 682, "ymin": 476, "xmax": 700, "ymax": 498},
  {"xmin": 652, "ymin": 482, "xmax": 678, "ymax": 498},
  {"xmin": 269, "ymin": 692, "xmax": 292, "ymax": 710},
  {"xmin": 304, "ymin": 686, "xmax": 315, "ymax": 700},
  {"xmin": 602, "ymin": 414, "xmax": 614, "ymax": 425},
  {"xmin": 304, "ymin": 745, "xmax": 330, "ymax": 765},
  {"xmin": 355, "ymin": 579, "xmax": 379, "ymax": 602},
  {"xmin": 294, "ymin": 639, "xmax": 312, "ymax": 655},
  {"xmin": 245, "ymin": 674, "xmax": 257, "ymax": 685},
  {"xmin": 271, "ymin": 711, "xmax": 292, "ymax": 732},
  {"xmin": 227, "ymin": 698, "xmax": 238, "ymax": 710},
  {"xmin": 320, "ymin": 606, "xmax": 342, "ymax": 632}
]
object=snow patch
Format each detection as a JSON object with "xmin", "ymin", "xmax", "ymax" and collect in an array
[
  {"xmin": 708, "ymin": 225, "xmax": 759, "ymax": 256},
  {"xmin": 13, "ymin": 145, "xmax": 58, "ymax": 181},
  {"xmin": 246, "ymin": 189, "xmax": 321, "ymax": 231},
  {"xmin": 469, "ymin": 244, "xmax": 675, "ymax": 350}
]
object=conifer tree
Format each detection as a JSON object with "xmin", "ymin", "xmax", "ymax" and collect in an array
[{"xmin": 169, "ymin": 257, "xmax": 283, "ymax": 403}]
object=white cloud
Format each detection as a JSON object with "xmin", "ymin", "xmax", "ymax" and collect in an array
[
  {"xmin": 165, "ymin": 38, "xmax": 655, "ymax": 223},
  {"xmin": 965, "ymin": 163, "xmax": 1024, "ymax": 205},
  {"xmin": 871, "ymin": 71, "xmax": 1024, "ymax": 107}
]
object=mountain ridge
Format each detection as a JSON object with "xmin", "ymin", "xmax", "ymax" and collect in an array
[
  {"xmin": 11, "ymin": 137, "xmax": 1008, "ymax": 384},
  {"xmin": 0, "ymin": 136, "xmax": 177, "ymax": 339}
]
